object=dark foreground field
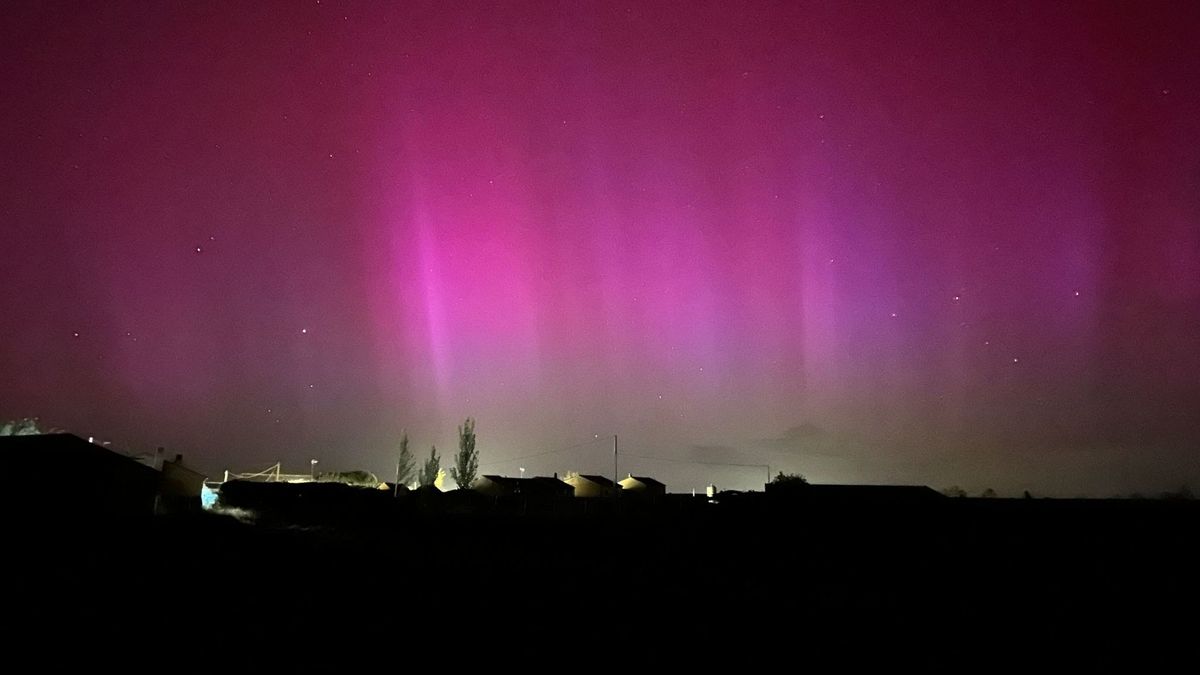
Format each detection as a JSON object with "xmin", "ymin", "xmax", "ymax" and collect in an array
[{"xmin": 11, "ymin": 495, "xmax": 1198, "ymax": 668}]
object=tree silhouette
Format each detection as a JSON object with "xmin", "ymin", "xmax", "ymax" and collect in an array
[
  {"xmin": 980, "ymin": 488, "xmax": 998, "ymax": 498},
  {"xmin": 320, "ymin": 470, "xmax": 379, "ymax": 486},
  {"xmin": 943, "ymin": 486, "xmax": 968, "ymax": 498},
  {"xmin": 0, "ymin": 418, "xmax": 42, "ymax": 436},
  {"xmin": 770, "ymin": 471, "xmax": 809, "ymax": 485},
  {"xmin": 418, "ymin": 445, "xmax": 441, "ymax": 487},
  {"xmin": 450, "ymin": 417, "xmax": 479, "ymax": 490},
  {"xmin": 1161, "ymin": 485, "xmax": 1194, "ymax": 501},
  {"xmin": 395, "ymin": 431, "xmax": 416, "ymax": 488}
]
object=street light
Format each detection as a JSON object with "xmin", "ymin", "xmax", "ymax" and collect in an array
[
  {"xmin": 310, "ymin": 458, "xmax": 319, "ymax": 480},
  {"xmin": 519, "ymin": 467, "xmax": 526, "ymax": 479}
]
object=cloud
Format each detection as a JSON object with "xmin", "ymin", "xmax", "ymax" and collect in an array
[
  {"xmin": 755, "ymin": 422, "xmax": 832, "ymax": 453},
  {"xmin": 688, "ymin": 444, "xmax": 742, "ymax": 463}
]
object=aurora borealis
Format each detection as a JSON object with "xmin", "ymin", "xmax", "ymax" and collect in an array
[{"xmin": 2, "ymin": 1, "xmax": 1197, "ymax": 495}]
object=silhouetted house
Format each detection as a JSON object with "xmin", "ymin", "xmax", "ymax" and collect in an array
[
  {"xmin": 564, "ymin": 473, "xmax": 617, "ymax": 498},
  {"xmin": 217, "ymin": 479, "xmax": 395, "ymax": 525},
  {"xmin": 471, "ymin": 475, "xmax": 518, "ymax": 497},
  {"xmin": 382, "ymin": 482, "xmax": 411, "ymax": 496},
  {"xmin": 115, "ymin": 445, "xmax": 207, "ymax": 511},
  {"xmin": 411, "ymin": 484, "xmax": 444, "ymax": 513},
  {"xmin": 765, "ymin": 482, "xmax": 945, "ymax": 503},
  {"xmin": 524, "ymin": 476, "xmax": 575, "ymax": 498},
  {"xmin": 472, "ymin": 475, "xmax": 573, "ymax": 498},
  {"xmin": 442, "ymin": 486, "xmax": 490, "ymax": 514},
  {"xmin": 158, "ymin": 454, "xmax": 207, "ymax": 512},
  {"xmin": 618, "ymin": 474, "xmax": 666, "ymax": 496},
  {"xmin": 0, "ymin": 433, "xmax": 159, "ymax": 518}
]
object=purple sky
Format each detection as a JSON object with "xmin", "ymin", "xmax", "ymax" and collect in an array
[{"xmin": 2, "ymin": 1, "xmax": 1198, "ymax": 495}]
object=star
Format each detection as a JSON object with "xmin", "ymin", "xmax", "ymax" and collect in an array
[
  {"xmin": 300, "ymin": 328, "xmax": 308, "ymax": 334},
  {"xmin": 72, "ymin": 332, "xmax": 79, "ymax": 338},
  {"xmin": 1012, "ymin": 357, "xmax": 1019, "ymax": 363},
  {"xmin": 195, "ymin": 246, "xmax": 203, "ymax": 253}
]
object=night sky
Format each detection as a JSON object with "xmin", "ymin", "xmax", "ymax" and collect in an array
[{"xmin": 2, "ymin": 1, "xmax": 1198, "ymax": 495}]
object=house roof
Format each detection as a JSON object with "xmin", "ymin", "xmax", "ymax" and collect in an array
[
  {"xmin": 162, "ymin": 459, "xmax": 207, "ymax": 479},
  {"xmin": 0, "ymin": 433, "xmax": 159, "ymax": 477},
  {"xmin": 478, "ymin": 475, "xmax": 572, "ymax": 493},
  {"xmin": 623, "ymin": 475, "xmax": 666, "ymax": 488},
  {"xmin": 526, "ymin": 477, "xmax": 573, "ymax": 489},
  {"xmin": 572, "ymin": 474, "xmax": 616, "ymax": 487},
  {"xmin": 775, "ymin": 484, "xmax": 945, "ymax": 501}
]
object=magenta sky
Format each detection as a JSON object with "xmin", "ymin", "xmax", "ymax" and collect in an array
[{"xmin": 2, "ymin": 1, "xmax": 1198, "ymax": 495}]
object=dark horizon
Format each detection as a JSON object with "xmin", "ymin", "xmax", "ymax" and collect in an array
[{"xmin": 2, "ymin": 1, "xmax": 1198, "ymax": 497}]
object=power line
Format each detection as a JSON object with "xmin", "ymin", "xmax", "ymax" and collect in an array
[
  {"xmin": 622, "ymin": 453, "xmax": 771, "ymax": 481},
  {"xmin": 477, "ymin": 436, "xmax": 612, "ymax": 469},
  {"xmin": 623, "ymin": 453, "xmax": 766, "ymax": 471},
  {"xmin": 479, "ymin": 442, "xmax": 773, "ymax": 483}
]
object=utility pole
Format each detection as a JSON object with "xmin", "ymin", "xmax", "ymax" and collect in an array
[{"xmin": 613, "ymin": 434, "xmax": 619, "ymax": 512}]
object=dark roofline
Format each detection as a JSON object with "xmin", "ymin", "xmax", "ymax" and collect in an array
[
  {"xmin": 0, "ymin": 433, "xmax": 160, "ymax": 475},
  {"xmin": 575, "ymin": 474, "xmax": 616, "ymax": 487},
  {"xmin": 807, "ymin": 483, "xmax": 940, "ymax": 491},
  {"xmin": 479, "ymin": 475, "xmax": 571, "ymax": 487},
  {"xmin": 480, "ymin": 474, "xmax": 568, "ymax": 483},
  {"xmin": 767, "ymin": 483, "xmax": 945, "ymax": 499}
]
